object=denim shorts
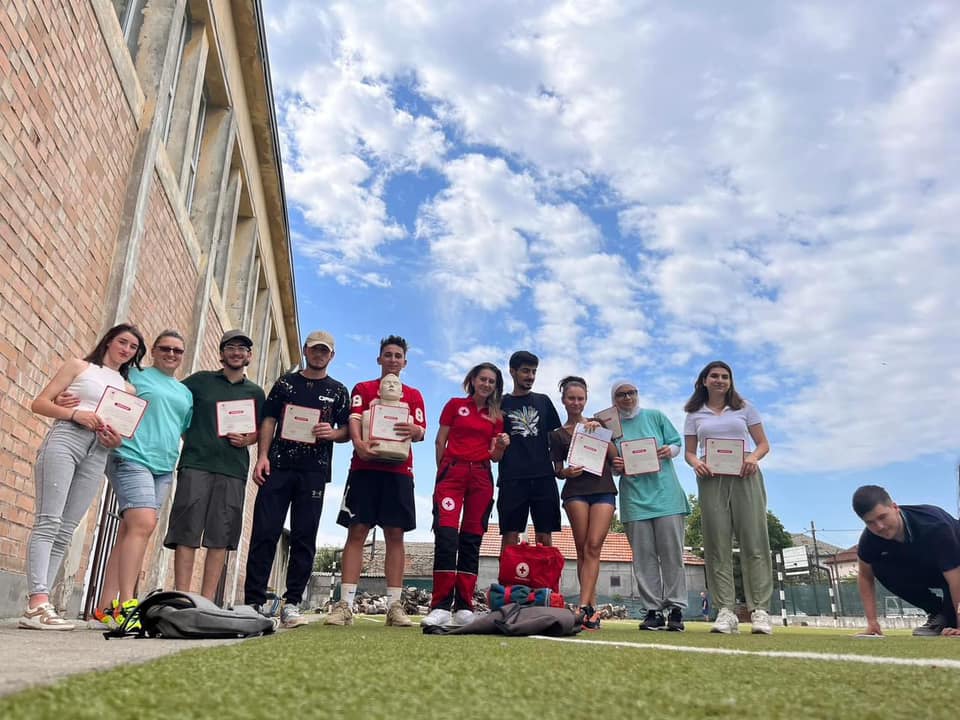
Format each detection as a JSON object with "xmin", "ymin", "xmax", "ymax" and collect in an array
[
  {"xmin": 106, "ymin": 454, "xmax": 173, "ymax": 514},
  {"xmin": 563, "ymin": 493, "xmax": 617, "ymax": 507}
]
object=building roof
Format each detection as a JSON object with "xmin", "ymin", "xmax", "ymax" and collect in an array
[
  {"xmin": 823, "ymin": 545, "xmax": 859, "ymax": 564},
  {"xmin": 790, "ymin": 533, "xmax": 845, "ymax": 557},
  {"xmin": 479, "ymin": 524, "xmax": 704, "ymax": 566},
  {"xmin": 359, "ymin": 541, "xmax": 435, "ymax": 578}
]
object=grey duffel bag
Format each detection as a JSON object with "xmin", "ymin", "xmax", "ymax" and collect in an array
[{"xmin": 106, "ymin": 590, "xmax": 277, "ymax": 639}]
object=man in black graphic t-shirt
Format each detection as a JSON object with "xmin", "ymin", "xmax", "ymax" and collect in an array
[
  {"xmin": 243, "ymin": 331, "xmax": 350, "ymax": 627},
  {"xmin": 497, "ymin": 350, "xmax": 562, "ymax": 552}
]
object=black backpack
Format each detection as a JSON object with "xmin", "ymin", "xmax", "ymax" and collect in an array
[{"xmin": 105, "ymin": 590, "xmax": 277, "ymax": 639}]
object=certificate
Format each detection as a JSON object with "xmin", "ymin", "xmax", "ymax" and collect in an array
[
  {"xmin": 594, "ymin": 406, "xmax": 622, "ymax": 439},
  {"xmin": 705, "ymin": 438, "xmax": 744, "ymax": 475},
  {"xmin": 620, "ymin": 437, "xmax": 660, "ymax": 475},
  {"xmin": 566, "ymin": 423, "xmax": 612, "ymax": 477},
  {"xmin": 95, "ymin": 386, "xmax": 148, "ymax": 439},
  {"xmin": 369, "ymin": 404, "xmax": 410, "ymax": 441},
  {"xmin": 280, "ymin": 403, "xmax": 320, "ymax": 444},
  {"xmin": 216, "ymin": 399, "xmax": 256, "ymax": 436}
]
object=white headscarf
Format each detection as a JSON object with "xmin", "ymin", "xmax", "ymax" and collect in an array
[{"xmin": 610, "ymin": 379, "xmax": 640, "ymax": 419}]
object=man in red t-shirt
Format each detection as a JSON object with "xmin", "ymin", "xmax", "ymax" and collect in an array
[{"xmin": 325, "ymin": 335, "xmax": 426, "ymax": 627}]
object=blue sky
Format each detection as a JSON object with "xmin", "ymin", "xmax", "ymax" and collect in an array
[{"xmin": 264, "ymin": 1, "xmax": 960, "ymax": 552}]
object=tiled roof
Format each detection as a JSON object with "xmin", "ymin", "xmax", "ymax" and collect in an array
[
  {"xmin": 359, "ymin": 541, "xmax": 435, "ymax": 578},
  {"xmin": 479, "ymin": 524, "xmax": 704, "ymax": 566}
]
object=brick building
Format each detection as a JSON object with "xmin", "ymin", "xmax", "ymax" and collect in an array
[{"xmin": 0, "ymin": 0, "xmax": 298, "ymax": 618}]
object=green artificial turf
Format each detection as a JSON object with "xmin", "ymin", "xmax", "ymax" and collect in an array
[{"xmin": 2, "ymin": 619, "xmax": 959, "ymax": 720}]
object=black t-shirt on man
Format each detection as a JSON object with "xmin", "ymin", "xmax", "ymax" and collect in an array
[
  {"xmin": 498, "ymin": 391, "xmax": 561, "ymax": 482},
  {"xmin": 262, "ymin": 372, "xmax": 350, "ymax": 479},
  {"xmin": 858, "ymin": 504, "xmax": 960, "ymax": 575}
]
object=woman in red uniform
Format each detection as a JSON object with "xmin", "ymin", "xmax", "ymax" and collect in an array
[{"xmin": 423, "ymin": 363, "xmax": 510, "ymax": 628}]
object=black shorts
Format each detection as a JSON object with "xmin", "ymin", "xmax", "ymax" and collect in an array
[
  {"xmin": 496, "ymin": 474, "xmax": 561, "ymax": 534},
  {"xmin": 336, "ymin": 468, "xmax": 416, "ymax": 531},
  {"xmin": 163, "ymin": 468, "xmax": 245, "ymax": 550}
]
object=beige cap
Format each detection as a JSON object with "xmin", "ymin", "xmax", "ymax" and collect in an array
[{"xmin": 305, "ymin": 330, "xmax": 335, "ymax": 351}]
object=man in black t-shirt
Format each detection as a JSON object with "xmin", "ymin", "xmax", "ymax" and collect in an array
[
  {"xmin": 497, "ymin": 350, "xmax": 562, "ymax": 552},
  {"xmin": 853, "ymin": 485, "xmax": 960, "ymax": 637},
  {"xmin": 243, "ymin": 331, "xmax": 350, "ymax": 628}
]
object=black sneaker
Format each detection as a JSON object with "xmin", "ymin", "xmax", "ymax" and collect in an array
[
  {"xmin": 583, "ymin": 606, "xmax": 601, "ymax": 631},
  {"xmin": 639, "ymin": 609, "xmax": 665, "ymax": 631},
  {"xmin": 913, "ymin": 612, "xmax": 948, "ymax": 637},
  {"xmin": 666, "ymin": 607, "xmax": 685, "ymax": 632}
]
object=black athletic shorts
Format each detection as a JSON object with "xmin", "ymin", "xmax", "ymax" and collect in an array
[
  {"xmin": 496, "ymin": 474, "xmax": 561, "ymax": 534},
  {"xmin": 336, "ymin": 468, "xmax": 416, "ymax": 531}
]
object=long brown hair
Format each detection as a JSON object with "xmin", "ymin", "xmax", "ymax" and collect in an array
[
  {"xmin": 463, "ymin": 362, "xmax": 504, "ymax": 421},
  {"xmin": 83, "ymin": 323, "xmax": 146, "ymax": 380},
  {"xmin": 683, "ymin": 360, "xmax": 745, "ymax": 412}
]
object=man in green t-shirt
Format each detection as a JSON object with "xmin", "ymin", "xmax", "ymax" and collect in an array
[{"xmin": 163, "ymin": 330, "xmax": 264, "ymax": 601}]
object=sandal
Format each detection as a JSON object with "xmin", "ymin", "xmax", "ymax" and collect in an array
[{"xmin": 19, "ymin": 602, "xmax": 76, "ymax": 631}]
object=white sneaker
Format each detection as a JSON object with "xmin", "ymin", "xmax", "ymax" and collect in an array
[
  {"xmin": 18, "ymin": 602, "xmax": 75, "ymax": 631},
  {"xmin": 750, "ymin": 608, "xmax": 773, "ymax": 635},
  {"xmin": 448, "ymin": 609, "xmax": 476, "ymax": 627},
  {"xmin": 711, "ymin": 607, "xmax": 740, "ymax": 634},
  {"xmin": 421, "ymin": 608, "xmax": 452, "ymax": 627},
  {"xmin": 280, "ymin": 603, "xmax": 308, "ymax": 628}
]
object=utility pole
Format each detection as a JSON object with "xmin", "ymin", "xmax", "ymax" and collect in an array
[{"xmin": 810, "ymin": 521, "xmax": 821, "ymax": 615}]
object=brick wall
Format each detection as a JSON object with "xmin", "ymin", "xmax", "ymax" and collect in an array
[{"xmin": 0, "ymin": 0, "xmax": 137, "ymax": 578}]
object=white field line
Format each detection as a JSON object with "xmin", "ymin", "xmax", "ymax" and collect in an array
[{"xmin": 530, "ymin": 636, "xmax": 960, "ymax": 669}]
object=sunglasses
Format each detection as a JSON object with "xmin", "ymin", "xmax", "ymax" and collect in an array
[
  {"xmin": 155, "ymin": 345, "xmax": 185, "ymax": 355},
  {"xmin": 615, "ymin": 389, "xmax": 638, "ymax": 399}
]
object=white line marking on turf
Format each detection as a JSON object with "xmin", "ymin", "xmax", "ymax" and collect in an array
[{"xmin": 530, "ymin": 636, "xmax": 960, "ymax": 669}]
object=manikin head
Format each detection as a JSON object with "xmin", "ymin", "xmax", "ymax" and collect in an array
[{"xmin": 379, "ymin": 373, "xmax": 402, "ymax": 402}]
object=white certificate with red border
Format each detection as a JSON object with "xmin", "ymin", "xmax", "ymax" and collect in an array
[
  {"xmin": 369, "ymin": 404, "xmax": 409, "ymax": 441},
  {"xmin": 620, "ymin": 437, "xmax": 660, "ymax": 475},
  {"xmin": 705, "ymin": 438, "xmax": 744, "ymax": 475},
  {"xmin": 594, "ymin": 406, "xmax": 622, "ymax": 439},
  {"xmin": 216, "ymin": 399, "xmax": 256, "ymax": 436},
  {"xmin": 95, "ymin": 387, "xmax": 148, "ymax": 439},
  {"xmin": 280, "ymin": 403, "xmax": 320, "ymax": 444},
  {"xmin": 566, "ymin": 424, "xmax": 612, "ymax": 477}
]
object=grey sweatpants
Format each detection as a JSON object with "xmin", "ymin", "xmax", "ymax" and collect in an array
[
  {"xmin": 624, "ymin": 513, "xmax": 688, "ymax": 611},
  {"xmin": 697, "ymin": 470, "xmax": 772, "ymax": 612},
  {"xmin": 26, "ymin": 420, "xmax": 108, "ymax": 596}
]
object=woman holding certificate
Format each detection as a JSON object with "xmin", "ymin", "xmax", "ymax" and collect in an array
[
  {"xmin": 683, "ymin": 361, "xmax": 772, "ymax": 635},
  {"xmin": 609, "ymin": 379, "xmax": 690, "ymax": 632},
  {"xmin": 423, "ymin": 363, "xmax": 509, "ymax": 629},
  {"xmin": 550, "ymin": 376, "xmax": 617, "ymax": 630},
  {"xmin": 20, "ymin": 323, "xmax": 145, "ymax": 630}
]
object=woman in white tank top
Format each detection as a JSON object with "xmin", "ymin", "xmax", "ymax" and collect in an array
[{"xmin": 19, "ymin": 323, "xmax": 146, "ymax": 631}]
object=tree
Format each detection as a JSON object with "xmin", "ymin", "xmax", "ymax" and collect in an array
[
  {"xmin": 313, "ymin": 546, "xmax": 340, "ymax": 573},
  {"xmin": 609, "ymin": 513, "xmax": 625, "ymax": 534},
  {"xmin": 684, "ymin": 494, "xmax": 793, "ymax": 553}
]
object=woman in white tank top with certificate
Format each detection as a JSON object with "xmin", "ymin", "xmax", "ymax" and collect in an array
[{"xmin": 20, "ymin": 323, "xmax": 145, "ymax": 630}]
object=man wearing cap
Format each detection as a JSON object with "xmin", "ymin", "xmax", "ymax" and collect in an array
[
  {"xmin": 163, "ymin": 330, "xmax": 265, "ymax": 601},
  {"xmin": 243, "ymin": 331, "xmax": 351, "ymax": 627}
]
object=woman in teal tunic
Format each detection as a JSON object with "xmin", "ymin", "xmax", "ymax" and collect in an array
[{"xmin": 610, "ymin": 379, "xmax": 690, "ymax": 632}]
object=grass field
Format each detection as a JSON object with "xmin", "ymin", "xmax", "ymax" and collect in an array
[{"xmin": 2, "ymin": 618, "xmax": 959, "ymax": 719}]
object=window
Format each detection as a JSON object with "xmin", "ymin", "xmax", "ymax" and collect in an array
[
  {"xmin": 185, "ymin": 89, "xmax": 208, "ymax": 212},
  {"xmin": 112, "ymin": 0, "xmax": 146, "ymax": 54},
  {"xmin": 610, "ymin": 576, "xmax": 621, "ymax": 588},
  {"xmin": 162, "ymin": 14, "xmax": 190, "ymax": 144}
]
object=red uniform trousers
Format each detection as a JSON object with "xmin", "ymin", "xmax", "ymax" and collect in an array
[{"xmin": 431, "ymin": 458, "xmax": 495, "ymax": 610}]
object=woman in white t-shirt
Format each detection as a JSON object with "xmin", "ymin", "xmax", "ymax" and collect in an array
[
  {"xmin": 20, "ymin": 323, "xmax": 144, "ymax": 630},
  {"xmin": 683, "ymin": 361, "xmax": 772, "ymax": 636}
]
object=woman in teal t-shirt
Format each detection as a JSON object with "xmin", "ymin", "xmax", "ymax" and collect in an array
[{"xmin": 610, "ymin": 380, "xmax": 690, "ymax": 632}]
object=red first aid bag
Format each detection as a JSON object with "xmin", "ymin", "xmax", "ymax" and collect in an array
[{"xmin": 498, "ymin": 542, "xmax": 565, "ymax": 593}]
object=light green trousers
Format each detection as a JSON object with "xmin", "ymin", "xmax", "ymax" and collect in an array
[{"xmin": 697, "ymin": 470, "xmax": 772, "ymax": 612}]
